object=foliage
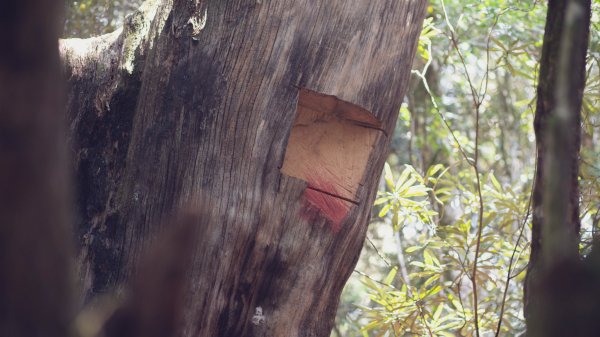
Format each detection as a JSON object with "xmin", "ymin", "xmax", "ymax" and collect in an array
[
  {"xmin": 335, "ymin": 1, "xmax": 600, "ymax": 336},
  {"xmin": 355, "ymin": 164, "xmax": 530, "ymax": 336},
  {"xmin": 63, "ymin": 0, "xmax": 142, "ymax": 37},
  {"xmin": 580, "ymin": 0, "xmax": 600, "ymax": 254}
]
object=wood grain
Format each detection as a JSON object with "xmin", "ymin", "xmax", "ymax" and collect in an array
[
  {"xmin": 60, "ymin": 0, "xmax": 427, "ymax": 336},
  {"xmin": 281, "ymin": 88, "xmax": 382, "ymax": 232}
]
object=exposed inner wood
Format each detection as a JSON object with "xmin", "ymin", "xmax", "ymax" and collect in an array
[
  {"xmin": 281, "ymin": 88, "xmax": 384, "ymax": 231},
  {"xmin": 58, "ymin": 0, "xmax": 428, "ymax": 335}
]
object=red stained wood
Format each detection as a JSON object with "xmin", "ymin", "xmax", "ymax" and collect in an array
[{"xmin": 301, "ymin": 180, "xmax": 354, "ymax": 233}]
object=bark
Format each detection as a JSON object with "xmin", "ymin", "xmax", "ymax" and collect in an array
[
  {"xmin": 60, "ymin": 1, "xmax": 427, "ymax": 336},
  {"xmin": 0, "ymin": 1, "xmax": 73, "ymax": 337},
  {"xmin": 100, "ymin": 213, "xmax": 201, "ymax": 337},
  {"xmin": 524, "ymin": 0, "xmax": 591, "ymax": 336}
]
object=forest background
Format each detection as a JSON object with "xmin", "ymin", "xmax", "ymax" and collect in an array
[{"xmin": 63, "ymin": 1, "xmax": 600, "ymax": 336}]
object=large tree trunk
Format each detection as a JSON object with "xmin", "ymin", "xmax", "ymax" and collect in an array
[
  {"xmin": 524, "ymin": 0, "xmax": 592, "ymax": 336},
  {"xmin": 60, "ymin": 1, "xmax": 426, "ymax": 336}
]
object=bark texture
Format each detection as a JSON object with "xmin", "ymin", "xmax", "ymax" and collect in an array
[
  {"xmin": 0, "ymin": 1, "xmax": 73, "ymax": 337},
  {"xmin": 61, "ymin": 1, "xmax": 427, "ymax": 336},
  {"xmin": 525, "ymin": 0, "xmax": 592, "ymax": 336}
]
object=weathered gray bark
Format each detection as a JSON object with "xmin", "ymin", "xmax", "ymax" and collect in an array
[
  {"xmin": 0, "ymin": 1, "xmax": 73, "ymax": 337},
  {"xmin": 60, "ymin": 1, "xmax": 427, "ymax": 336}
]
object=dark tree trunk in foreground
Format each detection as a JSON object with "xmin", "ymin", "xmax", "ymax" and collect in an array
[
  {"xmin": 525, "ymin": 0, "xmax": 594, "ymax": 336},
  {"xmin": 60, "ymin": 1, "xmax": 427, "ymax": 336},
  {"xmin": 0, "ymin": 1, "xmax": 73, "ymax": 337}
]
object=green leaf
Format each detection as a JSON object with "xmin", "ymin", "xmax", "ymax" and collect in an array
[
  {"xmin": 405, "ymin": 245, "xmax": 422, "ymax": 253},
  {"xmin": 423, "ymin": 274, "xmax": 440, "ymax": 287},
  {"xmin": 384, "ymin": 267, "xmax": 398, "ymax": 285},
  {"xmin": 384, "ymin": 162, "xmax": 395, "ymax": 190},
  {"xmin": 424, "ymin": 249, "xmax": 435, "ymax": 266},
  {"xmin": 394, "ymin": 167, "xmax": 412, "ymax": 192},
  {"xmin": 426, "ymin": 164, "xmax": 445, "ymax": 179},
  {"xmin": 374, "ymin": 196, "xmax": 391, "ymax": 205},
  {"xmin": 433, "ymin": 303, "xmax": 445, "ymax": 321},
  {"xmin": 378, "ymin": 202, "xmax": 392, "ymax": 217},
  {"xmin": 403, "ymin": 185, "xmax": 429, "ymax": 197},
  {"xmin": 489, "ymin": 172, "xmax": 502, "ymax": 191}
]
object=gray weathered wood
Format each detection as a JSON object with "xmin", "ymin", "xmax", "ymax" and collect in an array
[{"xmin": 60, "ymin": 0, "xmax": 427, "ymax": 336}]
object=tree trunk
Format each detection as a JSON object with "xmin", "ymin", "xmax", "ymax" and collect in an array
[
  {"xmin": 60, "ymin": 1, "xmax": 427, "ymax": 336},
  {"xmin": 0, "ymin": 1, "xmax": 73, "ymax": 337},
  {"xmin": 524, "ymin": 0, "xmax": 591, "ymax": 336}
]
